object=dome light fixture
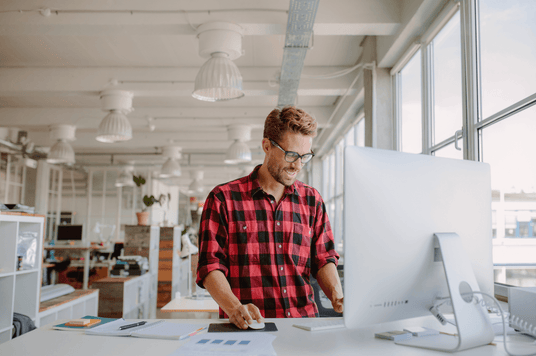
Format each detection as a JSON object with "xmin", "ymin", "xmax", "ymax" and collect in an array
[
  {"xmin": 96, "ymin": 90, "xmax": 133, "ymax": 143},
  {"xmin": 224, "ymin": 125, "xmax": 252, "ymax": 164},
  {"xmin": 47, "ymin": 125, "xmax": 76, "ymax": 165},
  {"xmin": 160, "ymin": 146, "xmax": 182, "ymax": 178},
  {"xmin": 115, "ymin": 165, "xmax": 135, "ymax": 187},
  {"xmin": 187, "ymin": 170, "xmax": 204, "ymax": 196},
  {"xmin": 192, "ymin": 22, "xmax": 245, "ymax": 102}
]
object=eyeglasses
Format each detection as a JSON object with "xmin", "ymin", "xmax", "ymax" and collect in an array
[{"xmin": 269, "ymin": 139, "xmax": 315, "ymax": 164}]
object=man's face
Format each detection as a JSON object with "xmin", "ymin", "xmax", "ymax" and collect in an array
[{"xmin": 266, "ymin": 132, "xmax": 313, "ymax": 187}]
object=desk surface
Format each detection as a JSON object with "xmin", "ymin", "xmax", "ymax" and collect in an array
[
  {"xmin": 161, "ymin": 296, "xmax": 219, "ymax": 313},
  {"xmin": 44, "ymin": 245, "xmax": 105, "ymax": 250},
  {"xmin": 0, "ymin": 316, "xmax": 523, "ymax": 355}
]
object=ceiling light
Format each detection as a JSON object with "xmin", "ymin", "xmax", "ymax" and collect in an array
[
  {"xmin": 115, "ymin": 166, "xmax": 135, "ymax": 187},
  {"xmin": 224, "ymin": 125, "xmax": 252, "ymax": 164},
  {"xmin": 47, "ymin": 140, "xmax": 75, "ymax": 165},
  {"xmin": 96, "ymin": 90, "xmax": 133, "ymax": 143},
  {"xmin": 192, "ymin": 22, "xmax": 245, "ymax": 102},
  {"xmin": 160, "ymin": 146, "xmax": 182, "ymax": 178},
  {"xmin": 187, "ymin": 170, "xmax": 204, "ymax": 196},
  {"xmin": 47, "ymin": 125, "xmax": 76, "ymax": 165}
]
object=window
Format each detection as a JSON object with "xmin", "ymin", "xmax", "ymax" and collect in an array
[
  {"xmin": 478, "ymin": 0, "xmax": 536, "ymax": 287},
  {"xmin": 480, "ymin": 0, "xmax": 536, "ymax": 119},
  {"xmin": 322, "ymin": 118, "xmax": 364, "ymax": 252},
  {"xmin": 391, "ymin": 1, "xmax": 536, "ymax": 287},
  {"xmin": 399, "ymin": 50, "xmax": 422, "ymax": 154}
]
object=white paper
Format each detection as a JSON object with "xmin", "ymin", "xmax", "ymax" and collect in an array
[
  {"xmin": 167, "ymin": 332, "xmax": 277, "ymax": 356},
  {"xmin": 131, "ymin": 323, "xmax": 205, "ymax": 340},
  {"xmin": 85, "ymin": 319, "xmax": 164, "ymax": 337}
]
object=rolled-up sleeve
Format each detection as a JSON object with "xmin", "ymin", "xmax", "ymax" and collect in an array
[
  {"xmin": 311, "ymin": 199, "xmax": 339, "ymax": 278},
  {"xmin": 196, "ymin": 190, "xmax": 229, "ymax": 288}
]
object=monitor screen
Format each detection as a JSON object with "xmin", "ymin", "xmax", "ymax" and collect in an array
[
  {"xmin": 57, "ymin": 225, "xmax": 83, "ymax": 241},
  {"xmin": 343, "ymin": 147, "xmax": 493, "ymax": 329}
]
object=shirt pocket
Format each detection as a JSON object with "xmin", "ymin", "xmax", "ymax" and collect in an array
[
  {"xmin": 228, "ymin": 221, "xmax": 260, "ymax": 266},
  {"xmin": 288, "ymin": 223, "xmax": 312, "ymax": 272}
]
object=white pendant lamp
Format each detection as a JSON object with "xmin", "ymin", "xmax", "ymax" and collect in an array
[
  {"xmin": 160, "ymin": 146, "xmax": 182, "ymax": 178},
  {"xmin": 96, "ymin": 90, "xmax": 133, "ymax": 143},
  {"xmin": 224, "ymin": 125, "xmax": 252, "ymax": 164},
  {"xmin": 188, "ymin": 170, "xmax": 204, "ymax": 195},
  {"xmin": 192, "ymin": 22, "xmax": 245, "ymax": 102},
  {"xmin": 115, "ymin": 165, "xmax": 135, "ymax": 187},
  {"xmin": 47, "ymin": 125, "xmax": 76, "ymax": 165}
]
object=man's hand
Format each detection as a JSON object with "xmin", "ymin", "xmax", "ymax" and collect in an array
[
  {"xmin": 228, "ymin": 303, "xmax": 264, "ymax": 330},
  {"xmin": 331, "ymin": 290, "xmax": 344, "ymax": 313}
]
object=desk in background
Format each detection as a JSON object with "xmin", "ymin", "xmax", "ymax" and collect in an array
[
  {"xmin": 161, "ymin": 295, "xmax": 219, "ymax": 319},
  {"xmin": 43, "ymin": 245, "xmax": 106, "ymax": 290},
  {"xmin": 0, "ymin": 316, "xmax": 522, "ymax": 355}
]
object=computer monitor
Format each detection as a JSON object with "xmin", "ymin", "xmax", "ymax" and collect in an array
[
  {"xmin": 56, "ymin": 225, "xmax": 84, "ymax": 243},
  {"xmin": 343, "ymin": 147, "xmax": 494, "ymax": 351}
]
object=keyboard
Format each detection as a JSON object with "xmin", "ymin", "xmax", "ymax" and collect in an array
[{"xmin": 292, "ymin": 319, "xmax": 345, "ymax": 331}]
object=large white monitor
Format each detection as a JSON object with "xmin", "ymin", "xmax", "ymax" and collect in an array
[{"xmin": 343, "ymin": 147, "xmax": 494, "ymax": 336}]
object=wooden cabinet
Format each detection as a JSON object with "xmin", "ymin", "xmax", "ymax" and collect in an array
[
  {"xmin": 0, "ymin": 214, "xmax": 45, "ymax": 344},
  {"xmin": 157, "ymin": 226, "xmax": 181, "ymax": 307},
  {"xmin": 91, "ymin": 275, "xmax": 150, "ymax": 319},
  {"xmin": 123, "ymin": 225, "xmax": 159, "ymax": 318},
  {"xmin": 38, "ymin": 290, "xmax": 99, "ymax": 327}
]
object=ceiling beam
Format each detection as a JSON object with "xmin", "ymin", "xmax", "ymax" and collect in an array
[
  {"xmin": 0, "ymin": 0, "xmax": 401, "ymax": 36},
  {"xmin": 0, "ymin": 107, "xmax": 335, "ymax": 131}
]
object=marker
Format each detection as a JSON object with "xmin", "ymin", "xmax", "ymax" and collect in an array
[{"xmin": 119, "ymin": 321, "xmax": 147, "ymax": 330}]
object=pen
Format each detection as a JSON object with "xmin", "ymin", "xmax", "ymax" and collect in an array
[
  {"xmin": 189, "ymin": 326, "xmax": 208, "ymax": 336},
  {"xmin": 119, "ymin": 321, "xmax": 147, "ymax": 330}
]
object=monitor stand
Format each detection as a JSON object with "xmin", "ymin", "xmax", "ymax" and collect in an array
[{"xmin": 396, "ymin": 233, "xmax": 494, "ymax": 352}]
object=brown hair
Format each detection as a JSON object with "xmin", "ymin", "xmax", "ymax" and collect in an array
[{"xmin": 263, "ymin": 106, "xmax": 317, "ymax": 142}]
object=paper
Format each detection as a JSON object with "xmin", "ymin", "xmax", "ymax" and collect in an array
[
  {"xmin": 131, "ymin": 323, "xmax": 206, "ymax": 340},
  {"xmin": 167, "ymin": 332, "xmax": 277, "ymax": 356},
  {"xmin": 85, "ymin": 319, "xmax": 164, "ymax": 337}
]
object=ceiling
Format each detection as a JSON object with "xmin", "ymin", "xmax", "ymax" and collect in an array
[{"xmin": 0, "ymin": 0, "xmax": 442, "ymax": 190}]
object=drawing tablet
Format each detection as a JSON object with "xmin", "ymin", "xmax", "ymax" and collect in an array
[{"xmin": 208, "ymin": 322, "xmax": 278, "ymax": 332}]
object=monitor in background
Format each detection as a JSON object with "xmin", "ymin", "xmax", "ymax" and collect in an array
[
  {"xmin": 343, "ymin": 147, "xmax": 494, "ymax": 352},
  {"xmin": 56, "ymin": 225, "xmax": 84, "ymax": 244}
]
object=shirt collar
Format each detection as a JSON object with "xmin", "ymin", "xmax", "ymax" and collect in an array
[{"xmin": 248, "ymin": 165, "xmax": 300, "ymax": 198}]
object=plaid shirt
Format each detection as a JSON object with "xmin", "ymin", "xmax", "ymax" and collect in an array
[{"xmin": 196, "ymin": 165, "xmax": 339, "ymax": 318}]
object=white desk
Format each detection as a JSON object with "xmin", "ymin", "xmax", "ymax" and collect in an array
[
  {"xmin": 0, "ymin": 316, "xmax": 527, "ymax": 355},
  {"xmin": 161, "ymin": 296, "xmax": 219, "ymax": 313},
  {"xmin": 44, "ymin": 245, "xmax": 106, "ymax": 290}
]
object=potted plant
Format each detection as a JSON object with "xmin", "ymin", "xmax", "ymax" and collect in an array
[{"xmin": 133, "ymin": 175, "xmax": 149, "ymax": 225}]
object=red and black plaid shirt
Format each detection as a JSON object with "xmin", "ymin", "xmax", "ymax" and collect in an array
[{"xmin": 196, "ymin": 165, "xmax": 339, "ymax": 318}]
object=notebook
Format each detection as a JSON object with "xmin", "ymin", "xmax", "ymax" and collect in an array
[
  {"xmin": 131, "ymin": 322, "xmax": 207, "ymax": 340},
  {"xmin": 85, "ymin": 319, "xmax": 205, "ymax": 340},
  {"xmin": 53, "ymin": 316, "xmax": 116, "ymax": 331}
]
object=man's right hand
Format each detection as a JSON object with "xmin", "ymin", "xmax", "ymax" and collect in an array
[{"xmin": 228, "ymin": 303, "xmax": 264, "ymax": 330}]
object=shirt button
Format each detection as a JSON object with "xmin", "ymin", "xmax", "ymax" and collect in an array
[
  {"xmin": 284, "ymin": 289, "xmax": 287, "ymax": 293},
  {"xmin": 280, "ymin": 267, "xmax": 283, "ymax": 271},
  {"xmin": 287, "ymin": 312, "xmax": 291, "ymax": 316},
  {"xmin": 271, "ymin": 200, "xmax": 274, "ymax": 204},
  {"xmin": 243, "ymin": 226, "xmax": 247, "ymax": 230},
  {"xmin": 278, "ymin": 244, "xmax": 282, "ymax": 248},
  {"xmin": 276, "ymin": 222, "xmax": 280, "ymax": 226}
]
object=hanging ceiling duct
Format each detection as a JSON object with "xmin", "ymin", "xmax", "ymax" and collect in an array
[{"xmin": 277, "ymin": 0, "xmax": 320, "ymax": 107}]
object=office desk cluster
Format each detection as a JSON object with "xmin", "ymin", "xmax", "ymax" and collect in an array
[{"xmin": 0, "ymin": 316, "xmax": 527, "ymax": 355}]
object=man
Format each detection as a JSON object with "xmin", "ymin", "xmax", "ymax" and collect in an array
[{"xmin": 196, "ymin": 106, "xmax": 343, "ymax": 329}]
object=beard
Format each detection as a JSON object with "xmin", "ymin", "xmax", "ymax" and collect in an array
[{"xmin": 267, "ymin": 159, "xmax": 300, "ymax": 187}]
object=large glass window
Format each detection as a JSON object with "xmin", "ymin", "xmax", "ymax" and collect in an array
[
  {"xmin": 432, "ymin": 12, "xmax": 462, "ymax": 145},
  {"xmin": 480, "ymin": 0, "xmax": 536, "ymax": 119},
  {"xmin": 400, "ymin": 50, "xmax": 422, "ymax": 154}
]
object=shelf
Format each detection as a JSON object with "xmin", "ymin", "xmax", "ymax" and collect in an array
[
  {"xmin": 15, "ymin": 269, "xmax": 39, "ymax": 276},
  {"xmin": 0, "ymin": 276, "xmax": 14, "ymax": 331},
  {"xmin": 0, "ymin": 221, "xmax": 18, "ymax": 274}
]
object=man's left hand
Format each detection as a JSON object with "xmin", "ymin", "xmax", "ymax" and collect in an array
[{"xmin": 331, "ymin": 291, "xmax": 344, "ymax": 313}]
